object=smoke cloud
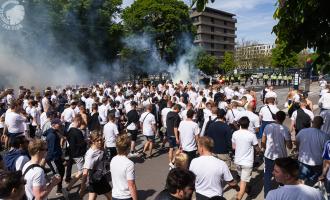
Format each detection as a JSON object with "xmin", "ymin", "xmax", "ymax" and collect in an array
[{"xmin": 0, "ymin": 1, "xmax": 202, "ymax": 90}]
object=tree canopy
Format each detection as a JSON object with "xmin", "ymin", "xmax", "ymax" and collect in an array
[
  {"xmin": 190, "ymin": 0, "xmax": 215, "ymax": 12},
  {"xmin": 195, "ymin": 51, "xmax": 218, "ymax": 75},
  {"xmin": 271, "ymin": 42, "xmax": 298, "ymax": 70},
  {"xmin": 122, "ymin": 0, "xmax": 194, "ymax": 64},
  {"xmin": 221, "ymin": 52, "xmax": 236, "ymax": 73},
  {"xmin": 273, "ymin": 0, "xmax": 330, "ymax": 55}
]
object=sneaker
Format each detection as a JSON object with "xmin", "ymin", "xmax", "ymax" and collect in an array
[
  {"xmin": 128, "ymin": 152, "xmax": 139, "ymax": 158},
  {"xmin": 169, "ymin": 162, "xmax": 175, "ymax": 170},
  {"xmin": 62, "ymin": 188, "xmax": 69, "ymax": 200}
]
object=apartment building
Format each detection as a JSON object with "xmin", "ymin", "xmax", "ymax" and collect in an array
[{"xmin": 190, "ymin": 7, "xmax": 237, "ymax": 61}]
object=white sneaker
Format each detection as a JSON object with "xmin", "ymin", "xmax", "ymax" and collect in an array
[
  {"xmin": 62, "ymin": 188, "xmax": 69, "ymax": 200},
  {"xmin": 169, "ymin": 162, "xmax": 175, "ymax": 170},
  {"xmin": 128, "ymin": 152, "xmax": 139, "ymax": 158}
]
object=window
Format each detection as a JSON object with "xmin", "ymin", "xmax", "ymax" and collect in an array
[
  {"xmin": 224, "ymin": 37, "xmax": 227, "ymax": 41},
  {"xmin": 211, "ymin": 17, "xmax": 214, "ymax": 23},
  {"xmin": 211, "ymin": 43, "xmax": 214, "ymax": 49},
  {"xmin": 211, "ymin": 27, "xmax": 214, "ymax": 32},
  {"xmin": 224, "ymin": 21, "xmax": 227, "ymax": 25},
  {"xmin": 211, "ymin": 35, "xmax": 214, "ymax": 40},
  {"xmin": 211, "ymin": 52, "xmax": 215, "ymax": 56},
  {"xmin": 224, "ymin": 44, "xmax": 227, "ymax": 49},
  {"xmin": 224, "ymin": 29, "xmax": 227, "ymax": 33}
]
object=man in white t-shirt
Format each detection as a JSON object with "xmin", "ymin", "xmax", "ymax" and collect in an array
[
  {"xmin": 140, "ymin": 104, "xmax": 156, "ymax": 158},
  {"xmin": 178, "ymin": 109, "xmax": 199, "ymax": 166},
  {"xmin": 232, "ymin": 117, "xmax": 260, "ymax": 200},
  {"xmin": 261, "ymin": 111, "xmax": 292, "ymax": 197},
  {"xmin": 103, "ymin": 114, "xmax": 119, "ymax": 162},
  {"xmin": 259, "ymin": 97, "xmax": 279, "ymax": 139},
  {"xmin": 4, "ymin": 102, "xmax": 26, "ymax": 138},
  {"xmin": 266, "ymin": 157, "xmax": 323, "ymax": 200},
  {"xmin": 290, "ymin": 99, "xmax": 314, "ymax": 135},
  {"xmin": 61, "ymin": 102, "xmax": 76, "ymax": 133},
  {"xmin": 23, "ymin": 139, "xmax": 61, "ymax": 200},
  {"xmin": 189, "ymin": 136, "xmax": 238, "ymax": 199},
  {"xmin": 296, "ymin": 116, "xmax": 330, "ymax": 186},
  {"xmin": 110, "ymin": 134, "xmax": 137, "ymax": 200},
  {"xmin": 235, "ymin": 102, "xmax": 260, "ymax": 134},
  {"xmin": 98, "ymin": 98, "xmax": 109, "ymax": 126}
]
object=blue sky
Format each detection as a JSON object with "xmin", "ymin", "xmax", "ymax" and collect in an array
[{"xmin": 122, "ymin": 0, "xmax": 278, "ymax": 45}]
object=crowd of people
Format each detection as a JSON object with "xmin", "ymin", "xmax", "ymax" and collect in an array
[{"xmin": 0, "ymin": 77, "xmax": 330, "ymax": 200}]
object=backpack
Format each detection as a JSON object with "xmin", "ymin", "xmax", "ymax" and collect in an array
[
  {"xmin": 204, "ymin": 116, "xmax": 217, "ymax": 135},
  {"xmin": 295, "ymin": 108, "xmax": 311, "ymax": 133},
  {"xmin": 4, "ymin": 149, "xmax": 25, "ymax": 171}
]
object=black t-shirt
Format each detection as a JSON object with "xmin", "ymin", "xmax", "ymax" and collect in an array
[
  {"xmin": 205, "ymin": 121, "xmax": 232, "ymax": 154},
  {"xmin": 88, "ymin": 112, "xmax": 101, "ymax": 131},
  {"xmin": 181, "ymin": 92, "xmax": 189, "ymax": 104},
  {"xmin": 67, "ymin": 127, "xmax": 87, "ymax": 158},
  {"xmin": 126, "ymin": 109, "xmax": 139, "ymax": 126},
  {"xmin": 166, "ymin": 111, "xmax": 181, "ymax": 137}
]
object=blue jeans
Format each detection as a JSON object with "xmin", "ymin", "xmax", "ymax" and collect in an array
[
  {"xmin": 264, "ymin": 157, "xmax": 275, "ymax": 198},
  {"xmin": 299, "ymin": 162, "xmax": 322, "ymax": 186}
]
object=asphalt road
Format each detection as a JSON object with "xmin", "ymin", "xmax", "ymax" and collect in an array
[{"xmin": 46, "ymin": 82, "xmax": 322, "ymax": 200}]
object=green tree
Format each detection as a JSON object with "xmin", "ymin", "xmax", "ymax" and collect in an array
[
  {"xmin": 196, "ymin": 52, "xmax": 218, "ymax": 75},
  {"xmin": 273, "ymin": 0, "xmax": 330, "ymax": 70},
  {"xmin": 190, "ymin": 0, "xmax": 215, "ymax": 12},
  {"xmin": 222, "ymin": 52, "xmax": 235, "ymax": 73},
  {"xmin": 122, "ymin": 0, "xmax": 194, "ymax": 64},
  {"xmin": 271, "ymin": 42, "xmax": 298, "ymax": 70}
]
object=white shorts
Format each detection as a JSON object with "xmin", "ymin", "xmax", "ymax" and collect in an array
[{"xmin": 236, "ymin": 165, "xmax": 253, "ymax": 182}]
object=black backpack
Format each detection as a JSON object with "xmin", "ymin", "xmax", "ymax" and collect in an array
[
  {"xmin": 204, "ymin": 116, "xmax": 217, "ymax": 135},
  {"xmin": 295, "ymin": 108, "xmax": 311, "ymax": 133}
]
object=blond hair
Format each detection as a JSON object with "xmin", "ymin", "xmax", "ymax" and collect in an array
[{"xmin": 174, "ymin": 152, "xmax": 189, "ymax": 169}]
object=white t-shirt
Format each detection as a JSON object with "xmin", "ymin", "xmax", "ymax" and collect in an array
[
  {"xmin": 61, "ymin": 107, "xmax": 75, "ymax": 123},
  {"xmin": 139, "ymin": 112, "xmax": 156, "ymax": 136},
  {"xmin": 189, "ymin": 155, "xmax": 233, "ymax": 198},
  {"xmin": 98, "ymin": 104, "xmax": 109, "ymax": 125},
  {"xmin": 232, "ymin": 129, "xmax": 258, "ymax": 167},
  {"xmin": 83, "ymin": 148, "xmax": 105, "ymax": 171},
  {"xmin": 40, "ymin": 112, "xmax": 47, "ymax": 128},
  {"xmin": 103, "ymin": 122, "xmax": 119, "ymax": 148},
  {"xmin": 225, "ymin": 108, "xmax": 240, "ymax": 125},
  {"xmin": 259, "ymin": 104, "xmax": 279, "ymax": 122},
  {"xmin": 85, "ymin": 97, "xmax": 94, "ymax": 111},
  {"xmin": 319, "ymin": 93, "xmax": 330, "ymax": 110},
  {"xmin": 161, "ymin": 107, "xmax": 172, "ymax": 127},
  {"xmin": 178, "ymin": 120, "xmax": 199, "ymax": 151},
  {"xmin": 22, "ymin": 161, "xmax": 47, "ymax": 200},
  {"xmin": 297, "ymin": 128, "xmax": 330, "ymax": 166},
  {"xmin": 5, "ymin": 112, "xmax": 26, "ymax": 133},
  {"xmin": 235, "ymin": 110, "xmax": 260, "ymax": 133},
  {"xmin": 30, "ymin": 107, "xmax": 40, "ymax": 126},
  {"xmin": 266, "ymin": 184, "xmax": 323, "ymax": 200},
  {"xmin": 16, "ymin": 155, "xmax": 30, "ymax": 171},
  {"xmin": 263, "ymin": 123, "xmax": 291, "ymax": 160},
  {"xmin": 110, "ymin": 155, "xmax": 135, "ymax": 199}
]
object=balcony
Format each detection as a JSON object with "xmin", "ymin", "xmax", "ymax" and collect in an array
[{"xmin": 197, "ymin": 29, "xmax": 236, "ymax": 38}]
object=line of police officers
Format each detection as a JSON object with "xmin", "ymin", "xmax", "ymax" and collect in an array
[{"xmin": 220, "ymin": 73, "xmax": 293, "ymax": 86}]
